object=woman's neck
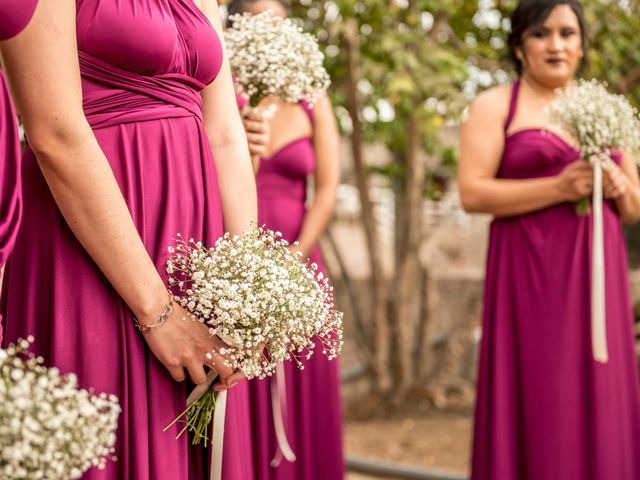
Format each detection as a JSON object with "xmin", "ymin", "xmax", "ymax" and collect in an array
[{"xmin": 520, "ymin": 72, "xmax": 572, "ymax": 101}]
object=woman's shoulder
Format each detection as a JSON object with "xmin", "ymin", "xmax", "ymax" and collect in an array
[
  {"xmin": 467, "ymin": 84, "xmax": 514, "ymax": 127},
  {"xmin": 471, "ymin": 84, "xmax": 512, "ymax": 115}
]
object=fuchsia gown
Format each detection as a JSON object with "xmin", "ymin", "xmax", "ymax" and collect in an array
[
  {"xmin": 249, "ymin": 102, "xmax": 344, "ymax": 479},
  {"xmin": 1, "ymin": 1, "xmax": 254, "ymax": 479},
  {"xmin": 472, "ymin": 81, "xmax": 640, "ymax": 479},
  {"xmin": 0, "ymin": 0, "xmax": 39, "ymax": 334}
]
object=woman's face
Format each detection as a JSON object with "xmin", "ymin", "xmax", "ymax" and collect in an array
[
  {"xmin": 517, "ymin": 4, "xmax": 583, "ymax": 88},
  {"xmin": 244, "ymin": 0, "xmax": 287, "ymax": 17}
]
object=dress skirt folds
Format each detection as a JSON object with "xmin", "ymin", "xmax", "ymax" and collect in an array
[
  {"xmin": 1, "ymin": 1, "xmax": 255, "ymax": 478},
  {"xmin": 248, "ymin": 102, "xmax": 344, "ymax": 480},
  {"xmin": 0, "ymin": 0, "xmax": 40, "ymax": 332}
]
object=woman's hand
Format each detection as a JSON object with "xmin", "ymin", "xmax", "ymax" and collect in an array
[
  {"xmin": 140, "ymin": 303, "xmax": 243, "ymax": 389},
  {"xmin": 603, "ymin": 161, "xmax": 629, "ymax": 199},
  {"xmin": 242, "ymin": 108, "xmax": 270, "ymax": 172},
  {"xmin": 557, "ymin": 160, "xmax": 594, "ymax": 202}
]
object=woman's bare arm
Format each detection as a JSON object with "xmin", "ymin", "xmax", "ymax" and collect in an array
[
  {"xmin": 0, "ymin": 0, "xmax": 232, "ymax": 385},
  {"xmin": 458, "ymin": 87, "xmax": 593, "ymax": 217},
  {"xmin": 200, "ymin": 0, "xmax": 258, "ymax": 234},
  {"xmin": 604, "ymin": 152, "xmax": 640, "ymax": 224},
  {"xmin": 295, "ymin": 96, "xmax": 340, "ymax": 257}
]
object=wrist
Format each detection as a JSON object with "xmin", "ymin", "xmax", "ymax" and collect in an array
[
  {"xmin": 553, "ymin": 176, "xmax": 570, "ymax": 203},
  {"xmin": 134, "ymin": 292, "xmax": 173, "ymax": 333},
  {"xmin": 131, "ymin": 281, "xmax": 172, "ymax": 325}
]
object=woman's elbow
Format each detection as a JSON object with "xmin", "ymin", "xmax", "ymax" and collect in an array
[
  {"xmin": 25, "ymin": 114, "xmax": 91, "ymax": 161},
  {"xmin": 458, "ymin": 187, "xmax": 483, "ymax": 213},
  {"xmin": 315, "ymin": 185, "xmax": 337, "ymax": 214}
]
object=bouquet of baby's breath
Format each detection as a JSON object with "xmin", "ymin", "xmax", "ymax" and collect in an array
[
  {"xmin": 0, "ymin": 337, "xmax": 120, "ymax": 479},
  {"xmin": 165, "ymin": 228, "xmax": 343, "ymax": 444},
  {"xmin": 225, "ymin": 10, "xmax": 330, "ymax": 108},
  {"xmin": 547, "ymin": 79, "xmax": 640, "ymax": 214}
]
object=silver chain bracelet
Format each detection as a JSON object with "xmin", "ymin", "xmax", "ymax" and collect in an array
[{"xmin": 134, "ymin": 292, "xmax": 174, "ymax": 332}]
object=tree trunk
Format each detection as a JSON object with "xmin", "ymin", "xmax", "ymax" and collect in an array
[
  {"xmin": 392, "ymin": 115, "xmax": 425, "ymax": 394},
  {"xmin": 342, "ymin": 19, "xmax": 391, "ymax": 392}
]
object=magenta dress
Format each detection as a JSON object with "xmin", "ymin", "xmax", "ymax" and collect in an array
[
  {"xmin": 472, "ymin": 81, "xmax": 640, "ymax": 479},
  {"xmin": 249, "ymin": 102, "xmax": 344, "ymax": 479},
  {"xmin": 1, "ymin": 1, "xmax": 254, "ymax": 479},
  {"xmin": 0, "ymin": 0, "xmax": 39, "ymax": 334}
]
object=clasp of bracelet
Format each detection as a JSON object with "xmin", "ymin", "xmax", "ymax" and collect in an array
[{"xmin": 134, "ymin": 292, "xmax": 174, "ymax": 332}]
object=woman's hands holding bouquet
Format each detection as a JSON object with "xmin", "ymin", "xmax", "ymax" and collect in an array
[
  {"xmin": 141, "ymin": 302, "xmax": 244, "ymax": 390},
  {"xmin": 242, "ymin": 108, "xmax": 270, "ymax": 172},
  {"xmin": 556, "ymin": 157, "xmax": 632, "ymax": 203},
  {"xmin": 602, "ymin": 160, "xmax": 630, "ymax": 199},
  {"xmin": 557, "ymin": 160, "xmax": 594, "ymax": 202}
]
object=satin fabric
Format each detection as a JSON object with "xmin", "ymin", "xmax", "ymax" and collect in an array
[
  {"xmin": 471, "ymin": 81, "xmax": 640, "ymax": 480},
  {"xmin": 249, "ymin": 102, "xmax": 345, "ymax": 479},
  {"xmin": 0, "ymin": 0, "xmax": 38, "ymax": 41},
  {"xmin": 1, "ymin": 1, "xmax": 254, "ymax": 478},
  {"xmin": 0, "ymin": 0, "xmax": 39, "ymax": 336}
]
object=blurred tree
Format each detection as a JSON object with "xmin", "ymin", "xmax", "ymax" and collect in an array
[{"xmin": 290, "ymin": 0, "xmax": 640, "ymax": 397}]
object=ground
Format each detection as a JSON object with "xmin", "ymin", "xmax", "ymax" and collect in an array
[{"xmin": 342, "ymin": 387, "xmax": 472, "ymax": 479}]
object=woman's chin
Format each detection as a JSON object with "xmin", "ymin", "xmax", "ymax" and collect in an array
[{"xmin": 530, "ymin": 69, "xmax": 575, "ymax": 90}]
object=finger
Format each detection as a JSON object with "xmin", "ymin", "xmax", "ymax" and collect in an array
[
  {"xmin": 246, "ymin": 132, "xmax": 268, "ymax": 145},
  {"xmin": 213, "ymin": 371, "xmax": 246, "ymax": 392},
  {"xmin": 185, "ymin": 361, "xmax": 207, "ymax": 385},
  {"xmin": 206, "ymin": 351, "xmax": 234, "ymax": 381},
  {"xmin": 167, "ymin": 366, "xmax": 186, "ymax": 382},
  {"xmin": 243, "ymin": 110, "xmax": 265, "ymax": 121},
  {"xmin": 571, "ymin": 161, "xmax": 594, "ymax": 171},
  {"xmin": 224, "ymin": 370, "xmax": 246, "ymax": 387},
  {"xmin": 248, "ymin": 146, "xmax": 266, "ymax": 156},
  {"xmin": 243, "ymin": 119, "xmax": 268, "ymax": 132}
]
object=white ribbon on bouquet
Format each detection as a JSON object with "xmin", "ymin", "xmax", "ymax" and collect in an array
[
  {"xmin": 270, "ymin": 363, "xmax": 297, "ymax": 466},
  {"xmin": 591, "ymin": 154, "xmax": 609, "ymax": 363},
  {"xmin": 164, "ymin": 372, "xmax": 227, "ymax": 480},
  {"xmin": 167, "ymin": 365, "xmax": 296, "ymax": 480}
]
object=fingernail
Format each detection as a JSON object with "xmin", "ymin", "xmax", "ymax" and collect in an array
[{"xmin": 227, "ymin": 379, "xmax": 240, "ymax": 388}]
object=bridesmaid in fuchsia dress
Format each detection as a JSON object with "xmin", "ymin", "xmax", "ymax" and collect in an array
[
  {"xmin": 229, "ymin": 1, "xmax": 345, "ymax": 478},
  {"xmin": 459, "ymin": 1, "xmax": 640, "ymax": 479},
  {"xmin": 0, "ymin": 0, "xmax": 39, "ymax": 334},
  {"xmin": 1, "ymin": 0, "xmax": 257, "ymax": 478}
]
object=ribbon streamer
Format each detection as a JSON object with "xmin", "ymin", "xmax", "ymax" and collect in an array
[
  {"xmin": 168, "ymin": 364, "xmax": 295, "ymax": 478},
  {"xmin": 591, "ymin": 156, "xmax": 609, "ymax": 363},
  {"xmin": 172, "ymin": 371, "xmax": 227, "ymax": 480},
  {"xmin": 210, "ymin": 390, "xmax": 227, "ymax": 480},
  {"xmin": 270, "ymin": 363, "xmax": 297, "ymax": 466}
]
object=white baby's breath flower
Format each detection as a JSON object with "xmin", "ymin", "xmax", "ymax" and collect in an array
[
  {"xmin": 225, "ymin": 10, "xmax": 331, "ymax": 108},
  {"xmin": 0, "ymin": 339, "xmax": 120, "ymax": 479},
  {"xmin": 547, "ymin": 79, "xmax": 640, "ymax": 162},
  {"xmin": 546, "ymin": 79, "xmax": 640, "ymax": 213},
  {"xmin": 166, "ymin": 227, "xmax": 343, "ymax": 380},
  {"xmin": 165, "ymin": 227, "xmax": 343, "ymax": 444}
]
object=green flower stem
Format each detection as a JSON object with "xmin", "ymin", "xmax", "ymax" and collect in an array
[
  {"xmin": 185, "ymin": 389, "xmax": 217, "ymax": 446},
  {"xmin": 575, "ymin": 197, "xmax": 591, "ymax": 216}
]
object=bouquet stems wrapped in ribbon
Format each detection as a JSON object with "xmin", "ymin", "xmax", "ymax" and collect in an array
[
  {"xmin": 164, "ymin": 228, "xmax": 343, "ymax": 479},
  {"xmin": 547, "ymin": 79, "xmax": 640, "ymax": 363},
  {"xmin": 0, "ymin": 337, "xmax": 120, "ymax": 479},
  {"xmin": 225, "ymin": 10, "xmax": 331, "ymax": 109}
]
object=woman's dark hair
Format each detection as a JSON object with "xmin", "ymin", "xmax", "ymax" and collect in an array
[
  {"xmin": 226, "ymin": 0, "xmax": 290, "ymax": 26},
  {"xmin": 507, "ymin": 0, "xmax": 587, "ymax": 75}
]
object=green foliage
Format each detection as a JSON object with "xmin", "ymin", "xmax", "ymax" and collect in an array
[
  {"xmin": 291, "ymin": 0, "xmax": 640, "ymax": 184},
  {"xmin": 292, "ymin": 0, "xmax": 469, "ymax": 160},
  {"xmin": 582, "ymin": 0, "xmax": 640, "ymax": 107}
]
